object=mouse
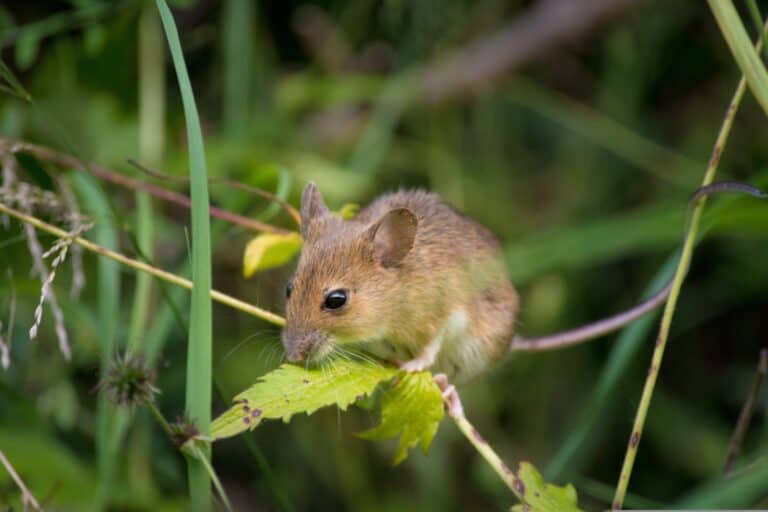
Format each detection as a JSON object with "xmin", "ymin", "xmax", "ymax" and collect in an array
[{"xmin": 281, "ymin": 182, "xmax": 670, "ymax": 384}]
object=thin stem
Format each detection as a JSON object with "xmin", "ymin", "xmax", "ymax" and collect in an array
[
  {"xmin": 0, "ymin": 136, "xmax": 288, "ymax": 234},
  {"xmin": 611, "ymin": 39, "xmax": 757, "ymax": 511},
  {"xmin": 146, "ymin": 401, "xmax": 175, "ymax": 439},
  {"xmin": 187, "ymin": 444, "xmax": 233, "ymax": 512},
  {"xmin": 126, "ymin": 158, "xmax": 301, "ymax": 225},
  {"xmin": 0, "ymin": 201, "xmax": 285, "ymax": 326},
  {"xmin": 0, "ymin": 449, "xmax": 42, "ymax": 511},
  {"xmin": 443, "ymin": 387, "xmax": 521, "ymax": 499},
  {"xmin": 745, "ymin": 0, "xmax": 768, "ymax": 61},
  {"xmin": 127, "ymin": 2, "xmax": 164, "ymax": 357},
  {"xmin": 724, "ymin": 348, "xmax": 768, "ymax": 474}
]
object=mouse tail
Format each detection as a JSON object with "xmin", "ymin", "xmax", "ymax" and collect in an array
[
  {"xmin": 510, "ymin": 180, "xmax": 768, "ymax": 353},
  {"xmin": 509, "ymin": 281, "xmax": 672, "ymax": 352}
]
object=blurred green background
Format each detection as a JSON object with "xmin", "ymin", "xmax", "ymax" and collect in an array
[{"xmin": 1, "ymin": 0, "xmax": 768, "ymax": 510}]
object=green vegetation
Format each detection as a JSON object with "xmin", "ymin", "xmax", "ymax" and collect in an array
[{"xmin": 1, "ymin": 1, "xmax": 768, "ymax": 510}]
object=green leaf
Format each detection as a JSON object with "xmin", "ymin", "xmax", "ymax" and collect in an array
[
  {"xmin": 510, "ymin": 462, "xmax": 582, "ymax": 512},
  {"xmin": 15, "ymin": 27, "xmax": 41, "ymax": 69},
  {"xmin": 334, "ymin": 203, "xmax": 360, "ymax": 220},
  {"xmin": 242, "ymin": 231, "xmax": 303, "ymax": 277},
  {"xmin": 156, "ymin": 0, "xmax": 214, "ymax": 507},
  {"xmin": 211, "ymin": 359, "xmax": 397, "ymax": 440},
  {"xmin": 358, "ymin": 371, "xmax": 444, "ymax": 465}
]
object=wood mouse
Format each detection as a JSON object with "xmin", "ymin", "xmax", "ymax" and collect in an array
[{"xmin": 282, "ymin": 182, "xmax": 670, "ymax": 384}]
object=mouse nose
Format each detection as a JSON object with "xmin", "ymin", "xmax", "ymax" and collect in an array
[{"xmin": 281, "ymin": 328, "xmax": 326, "ymax": 363}]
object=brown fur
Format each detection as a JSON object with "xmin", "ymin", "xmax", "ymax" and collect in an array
[{"xmin": 282, "ymin": 183, "xmax": 519, "ymax": 383}]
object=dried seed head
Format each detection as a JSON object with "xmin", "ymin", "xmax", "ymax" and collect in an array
[
  {"xmin": 99, "ymin": 354, "xmax": 158, "ymax": 406},
  {"xmin": 170, "ymin": 416, "xmax": 200, "ymax": 448}
]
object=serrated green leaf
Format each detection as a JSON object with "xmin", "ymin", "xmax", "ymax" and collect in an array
[
  {"xmin": 212, "ymin": 359, "xmax": 397, "ymax": 440},
  {"xmin": 358, "ymin": 371, "xmax": 444, "ymax": 465},
  {"xmin": 510, "ymin": 462, "xmax": 582, "ymax": 512},
  {"xmin": 242, "ymin": 231, "xmax": 303, "ymax": 277}
]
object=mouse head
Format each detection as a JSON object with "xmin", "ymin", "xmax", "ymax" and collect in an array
[{"xmin": 281, "ymin": 182, "xmax": 417, "ymax": 363}]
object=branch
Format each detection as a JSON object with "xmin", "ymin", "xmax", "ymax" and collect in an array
[
  {"xmin": 724, "ymin": 348, "xmax": 768, "ymax": 474},
  {"xmin": 419, "ymin": 0, "xmax": 646, "ymax": 103},
  {"xmin": 0, "ymin": 449, "xmax": 42, "ymax": 511},
  {"xmin": 438, "ymin": 376, "xmax": 521, "ymax": 497},
  {"xmin": 611, "ymin": 15, "xmax": 768, "ymax": 508},
  {"xmin": 0, "ymin": 136, "xmax": 289, "ymax": 234},
  {"xmin": 126, "ymin": 157, "xmax": 301, "ymax": 225},
  {"xmin": 0, "ymin": 201, "xmax": 285, "ymax": 327},
  {"xmin": 438, "ymin": 375, "xmax": 581, "ymax": 510}
]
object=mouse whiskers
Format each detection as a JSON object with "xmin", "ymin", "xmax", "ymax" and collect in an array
[{"xmin": 221, "ymin": 329, "xmax": 277, "ymax": 364}]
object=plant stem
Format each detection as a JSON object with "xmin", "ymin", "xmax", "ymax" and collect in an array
[
  {"xmin": 0, "ymin": 136, "xmax": 288, "ymax": 234},
  {"xmin": 102, "ymin": 6, "xmax": 167, "ymax": 509},
  {"xmin": 724, "ymin": 348, "xmax": 768, "ymax": 474},
  {"xmin": 0, "ymin": 449, "xmax": 42, "ymax": 511},
  {"xmin": 611, "ymin": 51, "xmax": 752, "ymax": 512},
  {"xmin": 545, "ymin": 256, "xmax": 678, "ymax": 480},
  {"xmin": 0, "ymin": 201, "xmax": 285, "ymax": 326},
  {"xmin": 146, "ymin": 401, "xmax": 175, "ymax": 439},
  {"xmin": 156, "ymin": 0, "xmax": 215, "ymax": 508},
  {"xmin": 127, "ymin": 3, "xmax": 164, "ymax": 356},
  {"xmin": 126, "ymin": 158, "xmax": 301, "ymax": 225},
  {"xmin": 708, "ymin": 0, "xmax": 768, "ymax": 116},
  {"xmin": 443, "ymin": 388, "xmax": 521, "ymax": 498},
  {"xmin": 74, "ymin": 172, "xmax": 121, "ymax": 511},
  {"xmin": 745, "ymin": 0, "xmax": 768, "ymax": 61},
  {"xmin": 187, "ymin": 443, "xmax": 234, "ymax": 512}
]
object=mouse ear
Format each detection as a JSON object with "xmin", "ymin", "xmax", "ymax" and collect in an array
[
  {"xmin": 367, "ymin": 208, "xmax": 418, "ymax": 267},
  {"xmin": 300, "ymin": 182, "xmax": 330, "ymax": 238}
]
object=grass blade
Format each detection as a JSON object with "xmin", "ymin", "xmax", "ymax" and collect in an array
[
  {"xmin": 71, "ymin": 172, "xmax": 121, "ymax": 509},
  {"xmin": 676, "ymin": 454, "xmax": 768, "ymax": 508},
  {"xmin": 127, "ymin": 3, "xmax": 164, "ymax": 356},
  {"xmin": 156, "ymin": 1, "xmax": 214, "ymax": 510},
  {"xmin": 745, "ymin": 0, "xmax": 768, "ymax": 61},
  {"xmin": 545, "ymin": 255, "xmax": 678, "ymax": 480},
  {"xmin": 611, "ymin": 16, "xmax": 766, "ymax": 504},
  {"xmin": 222, "ymin": 0, "xmax": 254, "ymax": 139},
  {"xmin": 708, "ymin": 0, "xmax": 768, "ymax": 116}
]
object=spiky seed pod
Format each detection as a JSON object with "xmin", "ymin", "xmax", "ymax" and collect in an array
[{"xmin": 99, "ymin": 354, "xmax": 159, "ymax": 406}]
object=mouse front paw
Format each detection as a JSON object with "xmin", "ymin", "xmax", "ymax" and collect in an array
[{"xmin": 399, "ymin": 358, "xmax": 430, "ymax": 373}]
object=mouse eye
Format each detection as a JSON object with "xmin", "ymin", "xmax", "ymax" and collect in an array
[
  {"xmin": 323, "ymin": 289, "xmax": 348, "ymax": 310},
  {"xmin": 285, "ymin": 280, "xmax": 293, "ymax": 299}
]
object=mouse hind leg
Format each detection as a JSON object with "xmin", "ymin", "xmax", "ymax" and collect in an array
[{"xmin": 439, "ymin": 284, "xmax": 519, "ymax": 384}]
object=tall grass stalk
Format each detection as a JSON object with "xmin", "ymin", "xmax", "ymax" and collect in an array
[
  {"xmin": 72, "ymin": 172, "xmax": 120, "ymax": 511},
  {"xmin": 611, "ymin": 12, "xmax": 768, "ymax": 506},
  {"xmin": 708, "ymin": 1, "xmax": 768, "ymax": 116},
  {"xmin": 156, "ymin": 1, "xmax": 214, "ymax": 509},
  {"xmin": 127, "ymin": 3, "xmax": 163, "ymax": 357},
  {"xmin": 222, "ymin": 0, "xmax": 254, "ymax": 139},
  {"xmin": 98, "ymin": 6, "xmax": 166, "ymax": 507},
  {"xmin": 545, "ymin": 255, "xmax": 678, "ymax": 480}
]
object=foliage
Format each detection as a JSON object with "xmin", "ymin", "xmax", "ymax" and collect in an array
[
  {"xmin": 242, "ymin": 232, "xmax": 303, "ymax": 277},
  {"xmin": 334, "ymin": 202, "xmax": 360, "ymax": 220},
  {"xmin": 708, "ymin": 0, "xmax": 768, "ymax": 116},
  {"xmin": 212, "ymin": 359, "xmax": 397, "ymax": 439},
  {"xmin": 2, "ymin": 1, "xmax": 768, "ymax": 510},
  {"xmin": 358, "ymin": 371, "xmax": 444, "ymax": 465},
  {"xmin": 156, "ymin": 0, "xmax": 215, "ymax": 508},
  {"xmin": 510, "ymin": 462, "xmax": 581, "ymax": 512}
]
